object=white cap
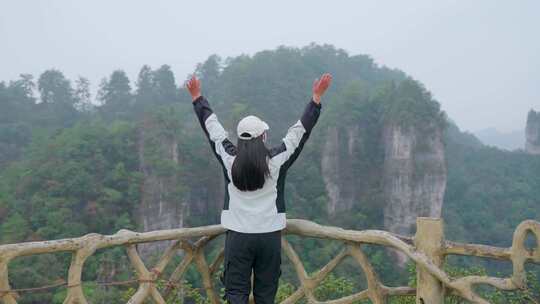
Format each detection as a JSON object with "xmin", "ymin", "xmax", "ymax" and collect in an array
[{"xmin": 237, "ymin": 115, "xmax": 269, "ymax": 140}]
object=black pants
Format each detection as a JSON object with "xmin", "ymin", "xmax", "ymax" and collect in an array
[{"xmin": 221, "ymin": 229, "xmax": 282, "ymax": 304}]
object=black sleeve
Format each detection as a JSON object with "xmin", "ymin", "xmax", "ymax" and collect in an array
[
  {"xmin": 192, "ymin": 95, "xmax": 214, "ymax": 138},
  {"xmin": 287, "ymin": 99, "xmax": 321, "ymax": 167},
  {"xmin": 300, "ymin": 99, "xmax": 322, "ymax": 134},
  {"xmin": 192, "ymin": 95, "xmax": 237, "ymax": 165},
  {"xmin": 270, "ymin": 99, "xmax": 321, "ymax": 168}
]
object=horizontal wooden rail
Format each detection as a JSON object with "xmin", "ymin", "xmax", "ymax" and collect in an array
[{"xmin": 0, "ymin": 218, "xmax": 538, "ymax": 304}]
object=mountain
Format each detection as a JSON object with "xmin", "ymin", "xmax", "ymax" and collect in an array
[{"xmin": 193, "ymin": 46, "xmax": 447, "ymax": 238}]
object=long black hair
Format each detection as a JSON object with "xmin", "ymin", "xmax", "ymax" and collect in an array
[{"xmin": 232, "ymin": 134, "xmax": 270, "ymax": 191}]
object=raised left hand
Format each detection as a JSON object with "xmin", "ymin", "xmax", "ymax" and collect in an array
[
  {"xmin": 186, "ymin": 75, "xmax": 201, "ymax": 101},
  {"xmin": 312, "ymin": 73, "xmax": 332, "ymax": 104}
]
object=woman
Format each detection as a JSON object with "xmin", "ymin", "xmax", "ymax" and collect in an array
[{"xmin": 186, "ymin": 73, "xmax": 332, "ymax": 304}]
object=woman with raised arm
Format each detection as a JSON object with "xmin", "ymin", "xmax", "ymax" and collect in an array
[{"xmin": 186, "ymin": 73, "xmax": 332, "ymax": 304}]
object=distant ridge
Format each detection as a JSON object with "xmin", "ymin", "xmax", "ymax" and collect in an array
[{"xmin": 473, "ymin": 127, "xmax": 523, "ymax": 150}]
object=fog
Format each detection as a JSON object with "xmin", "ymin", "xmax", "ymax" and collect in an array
[{"xmin": 1, "ymin": 0, "xmax": 538, "ymax": 132}]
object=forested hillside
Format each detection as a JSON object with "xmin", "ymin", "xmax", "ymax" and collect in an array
[{"xmin": 0, "ymin": 44, "xmax": 538, "ymax": 303}]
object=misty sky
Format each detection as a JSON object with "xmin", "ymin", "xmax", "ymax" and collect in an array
[{"xmin": 1, "ymin": 1, "xmax": 538, "ymax": 132}]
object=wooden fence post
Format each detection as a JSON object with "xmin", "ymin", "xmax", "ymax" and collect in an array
[{"xmin": 415, "ymin": 217, "xmax": 445, "ymax": 304}]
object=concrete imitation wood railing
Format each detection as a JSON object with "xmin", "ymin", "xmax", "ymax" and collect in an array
[{"xmin": 0, "ymin": 218, "xmax": 539, "ymax": 304}]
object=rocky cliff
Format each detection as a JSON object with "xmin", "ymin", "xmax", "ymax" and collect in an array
[
  {"xmin": 320, "ymin": 121, "xmax": 446, "ymax": 265},
  {"xmin": 136, "ymin": 113, "xmax": 185, "ymax": 258},
  {"xmin": 321, "ymin": 123, "xmax": 446, "ymax": 228},
  {"xmin": 382, "ymin": 123, "xmax": 446, "ymax": 234},
  {"xmin": 382, "ymin": 123, "xmax": 446, "ymax": 264},
  {"xmin": 320, "ymin": 114, "xmax": 385, "ymax": 218},
  {"xmin": 526, "ymin": 110, "xmax": 540, "ymax": 155},
  {"xmin": 321, "ymin": 125, "xmax": 362, "ymax": 215},
  {"xmin": 319, "ymin": 80, "xmax": 447, "ymax": 265}
]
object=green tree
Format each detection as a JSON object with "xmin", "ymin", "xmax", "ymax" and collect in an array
[
  {"xmin": 38, "ymin": 69, "xmax": 74, "ymax": 105},
  {"xmin": 134, "ymin": 65, "xmax": 154, "ymax": 110},
  {"xmin": 74, "ymin": 76, "xmax": 92, "ymax": 112},
  {"xmin": 98, "ymin": 70, "xmax": 132, "ymax": 118},
  {"xmin": 37, "ymin": 69, "xmax": 78, "ymax": 127},
  {"xmin": 153, "ymin": 64, "xmax": 178, "ymax": 104}
]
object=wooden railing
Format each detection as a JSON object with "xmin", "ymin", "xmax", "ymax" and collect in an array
[{"xmin": 0, "ymin": 218, "xmax": 538, "ymax": 304}]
